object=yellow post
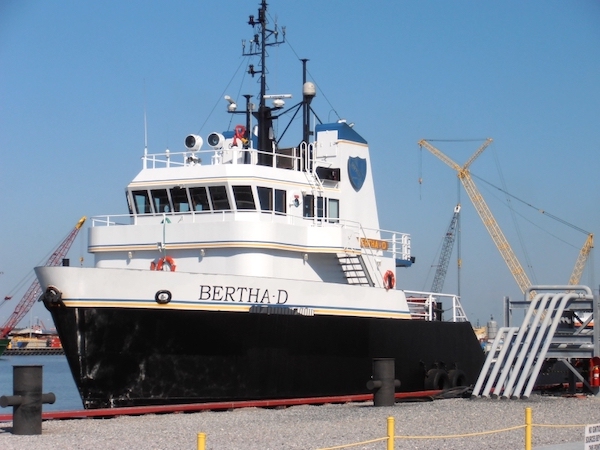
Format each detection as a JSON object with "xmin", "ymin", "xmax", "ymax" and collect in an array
[
  {"xmin": 387, "ymin": 416, "xmax": 395, "ymax": 450},
  {"xmin": 525, "ymin": 407, "xmax": 532, "ymax": 450},
  {"xmin": 197, "ymin": 432, "xmax": 206, "ymax": 450}
]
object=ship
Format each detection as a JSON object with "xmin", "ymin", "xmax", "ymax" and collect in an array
[{"xmin": 36, "ymin": 1, "xmax": 484, "ymax": 409}]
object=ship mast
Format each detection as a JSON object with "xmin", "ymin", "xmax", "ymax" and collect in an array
[{"xmin": 244, "ymin": 0, "xmax": 285, "ymax": 165}]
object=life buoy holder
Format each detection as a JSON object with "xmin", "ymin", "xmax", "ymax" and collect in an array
[
  {"xmin": 151, "ymin": 256, "xmax": 176, "ymax": 272},
  {"xmin": 383, "ymin": 270, "xmax": 395, "ymax": 290},
  {"xmin": 233, "ymin": 124, "xmax": 247, "ymax": 147}
]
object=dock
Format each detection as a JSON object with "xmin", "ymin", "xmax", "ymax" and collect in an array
[{"xmin": 3, "ymin": 348, "xmax": 64, "ymax": 356}]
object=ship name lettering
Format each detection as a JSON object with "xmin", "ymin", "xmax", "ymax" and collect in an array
[
  {"xmin": 199, "ymin": 285, "xmax": 288, "ymax": 304},
  {"xmin": 248, "ymin": 287, "xmax": 260, "ymax": 303},
  {"xmin": 359, "ymin": 237, "xmax": 388, "ymax": 251}
]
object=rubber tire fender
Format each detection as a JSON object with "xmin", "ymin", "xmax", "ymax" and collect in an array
[
  {"xmin": 155, "ymin": 290, "xmax": 172, "ymax": 305},
  {"xmin": 424, "ymin": 368, "xmax": 451, "ymax": 390},
  {"xmin": 448, "ymin": 369, "xmax": 467, "ymax": 388},
  {"xmin": 42, "ymin": 286, "xmax": 64, "ymax": 308}
]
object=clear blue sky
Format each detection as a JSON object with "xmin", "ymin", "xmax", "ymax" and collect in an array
[{"xmin": 1, "ymin": 0, "xmax": 599, "ymax": 328}]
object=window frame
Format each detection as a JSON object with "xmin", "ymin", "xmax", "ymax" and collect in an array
[
  {"xmin": 189, "ymin": 186, "xmax": 211, "ymax": 212},
  {"xmin": 208, "ymin": 185, "xmax": 231, "ymax": 211},
  {"xmin": 328, "ymin": 198, "xmax": 340, "ymax": 223},
  {"xmin": 170, "ymin": 186, "xmax": 191, "ymax": 212},
  {"xmin": 232, "ymin": 185, "xmax": 256, "ymax": 210}
]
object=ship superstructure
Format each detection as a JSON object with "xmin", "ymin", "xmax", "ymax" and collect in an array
[{"xmin": 36, "ymin": 1, "xmax": 484, "ymax": 409}]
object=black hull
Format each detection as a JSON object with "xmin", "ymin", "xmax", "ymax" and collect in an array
[{"xmin": 49, "ymin": 306, "xmax": 485, "ymax": 409}]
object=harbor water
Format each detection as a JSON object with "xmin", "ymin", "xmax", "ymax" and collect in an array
[{"xmin": 0, "ymin": 354, "xmax": 82, "ymax": 411}]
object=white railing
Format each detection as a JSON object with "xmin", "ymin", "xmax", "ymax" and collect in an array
[
  {"xmin": 92, "ymin": 210, "xmax": 339, "ymax": 228},
  {"xmin": 89, "ymin": 212, "xmax": 411, "ymax": 262},
  {"xmin": 339, "ymin": 222, "xmax": 412, "ymax": 264},
  {"xmin": 141, "ymin": 145, "xmax": 312, "ymax": 171},
  {"xmin": 404, "ymin": 291, "xmax": 469, "ymax": 323},
  {"xmin": 140, "ymin": 142, "xmax": 341, "ymax": 177}
]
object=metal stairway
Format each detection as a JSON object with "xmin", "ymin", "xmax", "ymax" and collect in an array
[
  {"xmin": 337, "ymin": 254, "xmax": 373, "ymax": 286},
  {"xmin": 472, "ymin": 286, "xmax": 595, "ymax": 399},
  {"xmin": 302, "ymin": 150, "xmax": 324, "ymax": 194}
]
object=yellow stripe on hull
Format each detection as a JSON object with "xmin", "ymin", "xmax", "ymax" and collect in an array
[
  {"xmin": 63, "ymin": 300, "xmax": 410, "ymax": 319},
  {"xmin": 90, "ymin": 241, "xmax": 361, "ymax": 255}
]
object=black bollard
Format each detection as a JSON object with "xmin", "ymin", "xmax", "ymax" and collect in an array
[
  {"xmin": 0, "ymin": 365, "xmax": 56, "ymax": 435},
  {"xmin": 366, "ymin": 358, "xmax": 400, "ymax": 406}
]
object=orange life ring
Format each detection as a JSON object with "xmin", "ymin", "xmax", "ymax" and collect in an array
[
  {"xmin": 383, "ymin": 270, "xmax": 395, "ymax": 290},
  {"xmin": 151, "ymin": 256, "xmax": 176, "ymax": 272}
]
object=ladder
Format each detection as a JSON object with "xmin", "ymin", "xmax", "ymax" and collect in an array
[
  {"xmin": 472, "ymin": 286, "xmax": 595, "ymax": 399},
  {"xmin": 302, "ymin": 145, "xmax": 324, "ymax": 195},
  {"xmin": 337, "ymin": 254, "xmax": 373, "ymax": 286}
]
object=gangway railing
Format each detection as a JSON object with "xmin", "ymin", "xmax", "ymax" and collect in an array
[
  {"xmin": 472, "ymin": 285, "xmax": 596, "ymax": 399},
  {"xmin": 404, "ymin": 291, "xmax": 468, "ymax": 323}
]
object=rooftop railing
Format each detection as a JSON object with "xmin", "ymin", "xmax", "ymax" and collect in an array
[{"xmin": 141, "ymin": 142, "xmax": 319, "ymax": 172}]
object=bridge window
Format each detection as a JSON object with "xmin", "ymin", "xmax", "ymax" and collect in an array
[
  {"xmin": 170, "ymin": 187, "xmax": 190, "ymax": 212},
  {"xmin": 232, "ymin": 186, "xmax": 256, "ymax": 210},
  {"xmin": 316, "ymin": 197, "xmax": 326, "ymax": 218},
  {"xmin": 132, "ymin": 190, "xmax": 151, "ymax": 214},
  {"xmin": 190, "ymin": 187, "xmax": 210, "ymax": 211},
  {"xmin": 257, "ymin": 187, "xmax": 286, "ymax": 214},
  {"xmin": 274, "ymin": 189, "xmax": 286, "ymax": 214},
  {"xmin": 151, "ymin": 189, "xmax": 171, "ymax": 213},
  {"xmin": 257, "ymin": 186, "xmax": 272, "ymax": 211},
  {"xmin": 209, "ymin": 186, "xmax": 230, "ymax": 211},
  {"xmin": 303, "ymin": 194, "xmax": 314, "ymax": 218},
  {"xmin": 328, "ymin": 199, "xmax": 339, "ymax": 223}
]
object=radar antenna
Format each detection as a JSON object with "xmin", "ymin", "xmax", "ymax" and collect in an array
[{"xmin": 243, "ymin": 0, "xmax": 285, "ymax": 163}]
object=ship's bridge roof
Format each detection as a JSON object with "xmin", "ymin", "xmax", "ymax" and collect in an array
[{"xmin": 315, "ymin": 122, "xmax": 367, "ymax": 144}]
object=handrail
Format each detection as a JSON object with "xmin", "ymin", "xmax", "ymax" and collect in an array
[
  {"xmin": 141, "ymin": 145, "xmax": 311, "ymax": 170},
  {"xmin": 90, "ymin": 213, "xmax": 411, "ymax": 263},
  {"xmin": 140, "ymin": 141, "xmax": 338, "ymax": 178},
  {"xmin": 404, "ymin": 290, "xmax": 469, "ymax": 323},
  {"xmin": 354, "ymin": 224, "xmax": 384, "ymax": 288}
]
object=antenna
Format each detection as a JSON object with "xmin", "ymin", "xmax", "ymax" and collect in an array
[
  {"xmin": 143, "ymin": 79, "xmax": 148, "ymax": 158},
  {"xmin": 243, "ymin": 0, "xmax": 285, "ymax": 163},
  {"xmin": 144, "ymin": 110, "xmax": 148, "ymax": 155}
]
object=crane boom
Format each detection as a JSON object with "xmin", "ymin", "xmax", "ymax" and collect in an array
[
  {"xmin": 431, "ymin": 204, "xmax": 461, "ymax": 293},
  {"xmin": 0, "ymin": 216, "xmax": 86, "ymax": 338},
  {"xmin": 568, "ymin": 233, "xmax": 594, "ymax": 285},
  {"xmin": 419, "ymin": 139, "xmax": 533, "ymax": 296}
]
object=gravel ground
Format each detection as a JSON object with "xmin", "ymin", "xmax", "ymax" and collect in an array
[{"xmin": 0, "ymin": 394, "xmax": 598, "ymax": 449}]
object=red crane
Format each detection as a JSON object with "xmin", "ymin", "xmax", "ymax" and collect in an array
[{"xmin": 0, "ymin": 216, "xmax": 86, "ymax": 339}]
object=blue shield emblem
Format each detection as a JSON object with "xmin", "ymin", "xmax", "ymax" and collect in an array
[{"xmin": 348, "ymin": 157, "xmax": 367, "ymax": 192}]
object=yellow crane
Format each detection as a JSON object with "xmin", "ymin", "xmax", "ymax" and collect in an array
[
  {"xmin": 569, "ymin": 233, "xmax": 594, "ymax": 285},
  {"xmin": 418, "ymin": 138, "xmax": 534, "ymax": 296},
  {"xmin": 419, "ymin": 138, "xmax": 594, "ymax": 296}
]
